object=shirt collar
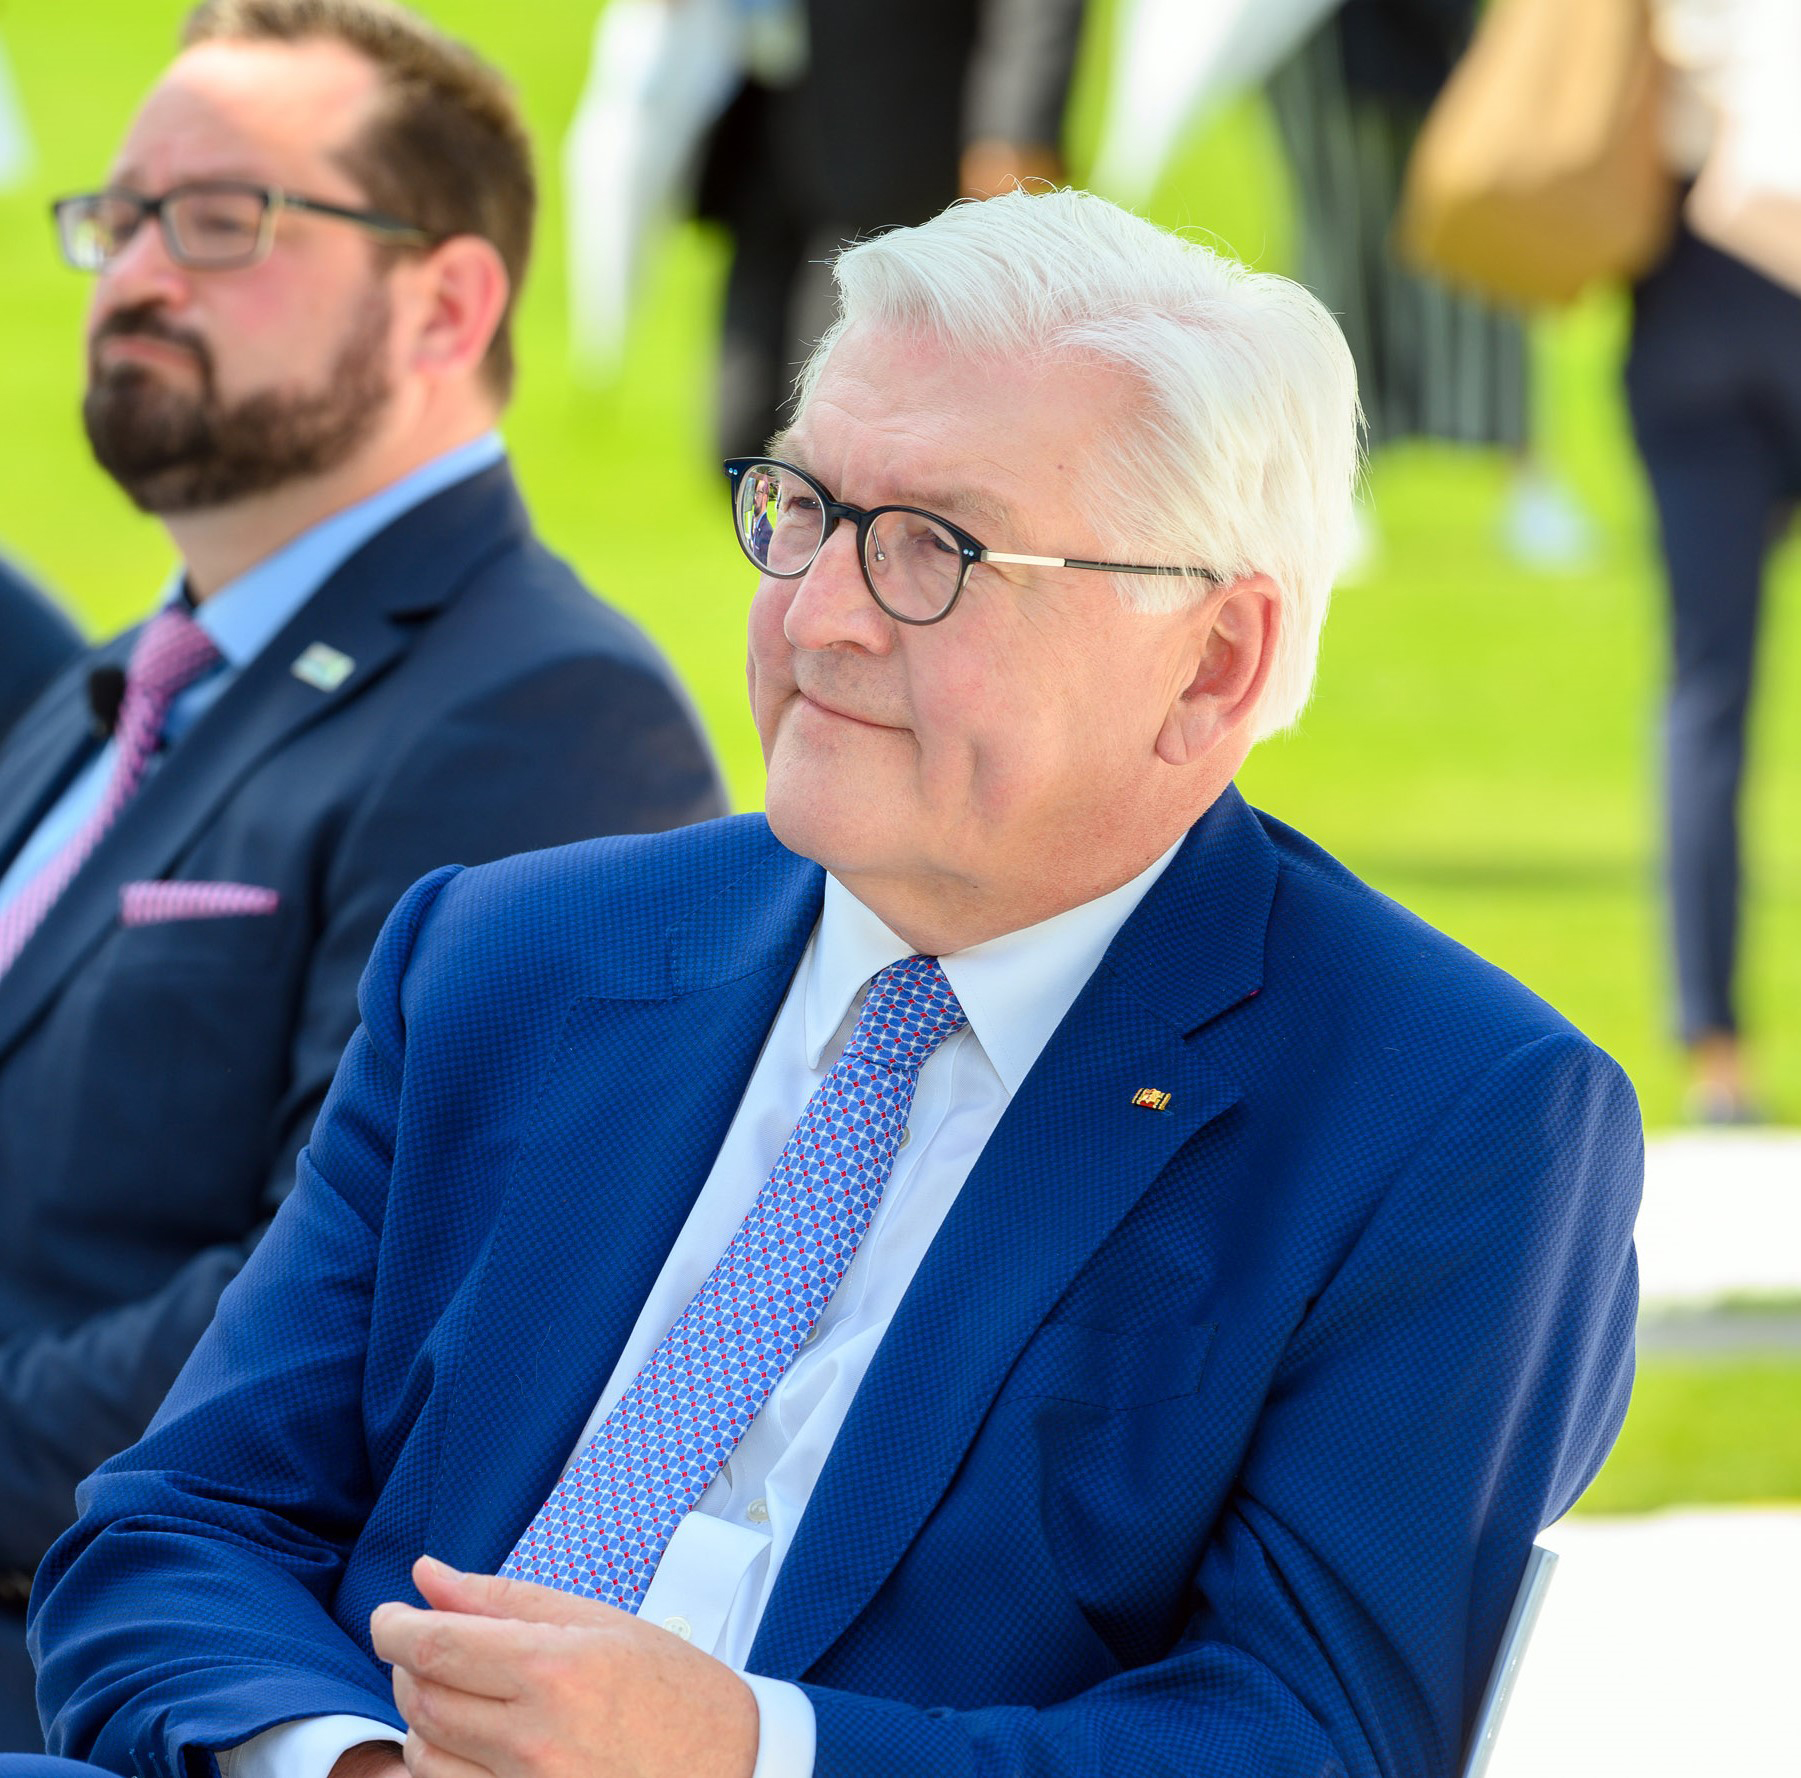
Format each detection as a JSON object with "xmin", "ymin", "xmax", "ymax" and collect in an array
[
  {"xmin": 168, "ymin": 431, "xmax": 507, "ymax": 669},
  {"xmin": 803, "ymin": 838, "xmax": 1184, "ymax": 1095}
]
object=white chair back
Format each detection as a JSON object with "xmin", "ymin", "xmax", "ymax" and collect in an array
[{"xmin": 1462, "ymin": 1543, "xmax": 1559, "ymax": 1778}]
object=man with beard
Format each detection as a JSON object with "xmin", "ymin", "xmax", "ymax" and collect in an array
[{"xmin": 0, "ymin": 0, "xmax": 724, "ymax": 1740}]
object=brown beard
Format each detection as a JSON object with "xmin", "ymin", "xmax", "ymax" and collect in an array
[{"xmin": 82, "ymin": 287, "xmax": 394, "ymax": 514}]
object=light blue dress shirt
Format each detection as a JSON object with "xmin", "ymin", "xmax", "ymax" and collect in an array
[{"xmin": 0, "ymin": 433, "xmax": 505, "ymax": 914}]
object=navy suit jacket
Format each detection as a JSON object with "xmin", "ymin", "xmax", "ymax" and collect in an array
[
  {"xmin": 0, "ymin": 562, "xmax": 81, "ymax": 749},
  {"xmin": 31, "ymin": 796, "xmax": 1640, "ymax": 1778},
  {"xmin": 0, "ymin": 463, "xmax": 724, "ymax": 1573}
]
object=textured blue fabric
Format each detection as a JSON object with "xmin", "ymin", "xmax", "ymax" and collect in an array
[{"xmin": 29, "ymin": 791, "xmax": 1641, "ymax": 1778}]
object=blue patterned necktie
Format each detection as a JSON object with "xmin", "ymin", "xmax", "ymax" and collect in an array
[{"xmin": 500, "ymin": 952, "xmax": 967, "ymax": 1609}]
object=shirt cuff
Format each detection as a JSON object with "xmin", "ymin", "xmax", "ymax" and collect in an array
[
  {"xmin": 218, "ymin": 1715, "xmax": 404, "ymax": 1778},
  {"xmin": 743, "ymin": 1674, "xmax": 816, "ymax": 1778}
]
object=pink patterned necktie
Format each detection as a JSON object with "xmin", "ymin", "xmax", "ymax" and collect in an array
[
  {"xmin": 0, "ymin": 608, "xmax": 221, "ymax": 980},
  {"xmin": 501, "ymin": 952, "xmax": 967, "ymax": 1610}
]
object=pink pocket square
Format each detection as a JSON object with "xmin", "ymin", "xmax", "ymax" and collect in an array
[{"xmin": 119, "ymin": 881, "xmax": 281, "ymax": 926}]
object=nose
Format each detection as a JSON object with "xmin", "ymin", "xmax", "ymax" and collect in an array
[
  {"xmin": 780, "ymin": 517, "xmax": 894, "ymax": 655},
  {"xmin": 94, "ymin": 214, "xmax": 190, "ymax": 316}
]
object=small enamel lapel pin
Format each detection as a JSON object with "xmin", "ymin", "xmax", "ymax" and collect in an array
[
  {"xmin": 1131, "ymin": 1087, "xmax": 1173, "ymax": 1112},
  {"xmin": 290, "ymin": 642, "xmax": 356, "ymax": 693}
]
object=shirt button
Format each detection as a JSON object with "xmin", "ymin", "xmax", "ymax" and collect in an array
[
  {"xmin": 897, "ymin": 1125, "xmax": 912, "ymax": 1149},
  {"xmin": 746, "ymin": 1498, "xmax": 770, "ymax": 1525},
  {"xmin": 661, "ymin": 1615, "xmax": 692, "ymax": 1641},
  {"xmin": 802, "ymin": 1322, "xmax": 821, "ymax": 1346}
]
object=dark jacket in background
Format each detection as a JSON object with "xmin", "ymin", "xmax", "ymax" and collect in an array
[
  {"xmin": 1337, "ymin": 0, "xmax": 1480, "ymax": 104},
  {"xmin": 699, "ymin": 0, "xmax": 1089, "ymax": 457}
]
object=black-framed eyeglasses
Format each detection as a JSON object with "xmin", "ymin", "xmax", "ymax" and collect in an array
[
  {"xmin": 724, "ymin": 457, "xmax": 1219, "ymax": 625},
  {"xmin": 51, "ymin": 181, "xmax": 435, "ymax": 273}
]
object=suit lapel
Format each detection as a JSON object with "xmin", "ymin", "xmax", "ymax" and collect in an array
[
  {"xmin": 0, "ymin": 465, "xmax": 529, "ymax": 1066},
  {"xmin": 749, "ymin": 788, "xmax": 1279, "ymax": 1678},
  {"xmin": 0, "ymin": 645, "xmax": 120, "ymax": 873},
  {"xmin": 426, "ymin": 839, "xmax": 830, "ymax": 1572}
]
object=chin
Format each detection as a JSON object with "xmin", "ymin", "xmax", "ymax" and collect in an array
[{"xmin": 764, "ymin": 774, "xmax": 892, "ymax": 877}]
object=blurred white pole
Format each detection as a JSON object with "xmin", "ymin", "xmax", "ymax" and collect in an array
[
  {"xmin": 0, "ymin": 31, "xmax": 34, "ymax": 192},
  {"xmin": 563, "ymin": 0, "xmax": 748, "ymax": 377},
  {"xmin": 1088, "ymin": 0, "xmax": 1342, "ymax": 206}
]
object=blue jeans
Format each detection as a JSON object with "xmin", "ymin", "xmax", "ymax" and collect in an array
[{"xmin": 1626, "ymin": 221, "xmax": 1801, "ymax": 1040}]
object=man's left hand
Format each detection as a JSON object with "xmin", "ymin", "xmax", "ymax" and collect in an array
[{"xmin": 371, "ymin": 1555, "xmax": 759, "ymax": 1778}]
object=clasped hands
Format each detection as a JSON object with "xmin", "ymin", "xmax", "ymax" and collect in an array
[{"xmin": 343, "ymin": 1555, "xmax": 758, "ymax": 1778}]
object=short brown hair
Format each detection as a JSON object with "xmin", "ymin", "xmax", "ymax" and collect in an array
[{"xmin": 182, "ymin": 0, "xmax": 534, "ymax": 400}]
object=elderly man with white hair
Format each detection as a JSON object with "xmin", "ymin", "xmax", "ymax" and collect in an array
[{"xmin": 24, "ymin": 190, "xmax": 1639, "ymax": 1778}]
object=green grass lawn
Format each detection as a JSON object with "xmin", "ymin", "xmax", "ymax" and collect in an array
[
  {"xmin": 1577, "ymin": 1354, "xmax": 1801, "ymax": 1514},
  {"xmin": 1, "ymin": 0, "xmax": 1797, "ymax": 1138}
]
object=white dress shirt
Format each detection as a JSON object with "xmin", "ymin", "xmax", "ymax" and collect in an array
[{"xmin": 224, "ymin": 843, "xmax": 1179, "ymax": 1778}]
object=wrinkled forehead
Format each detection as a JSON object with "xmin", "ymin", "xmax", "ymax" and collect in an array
[
  {"xmin": 783, "ymin": 324, "xmax": 1126, "ymax": 534},
  {"xmin": 110, "ymin": 38, "xmax": 385, "ymax": 194}
]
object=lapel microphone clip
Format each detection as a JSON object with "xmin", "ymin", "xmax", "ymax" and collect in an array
[{"xmin": 87, "ymin": 665, "xmax": 127, "ymax": 740}]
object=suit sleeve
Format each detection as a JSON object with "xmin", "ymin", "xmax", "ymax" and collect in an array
[
  {"xmin": 796, "ymin": 1033, "xmax": 1641, "ymax": 1778},
  {"xmin": 0, "ymin": 650, "xmax": 724, "ymax": 1573},
  {"xmin": 26, "ymin": 867, "xmax": 459, "ymax": 1774}
]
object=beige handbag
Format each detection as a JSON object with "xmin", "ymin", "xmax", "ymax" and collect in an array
[
  {"xmin": 1686, "ymin": 0, "xmax": 1801, "ymax": 297},
  {"xmin": 1396, "ymin": 0, "xmax": 1676, "ymax": 306}
]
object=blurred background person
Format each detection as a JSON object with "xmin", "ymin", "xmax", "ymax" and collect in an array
[
  {"xmin": 564, "ymin": 0, "xmax": 1088, "ymax": 460},
  {"xmin": 1264, "ymin": 0, "xmax": 1596, "ymax": 574},
  {"xmin": 0, "ymin": 0, "xmax": 723, "ymax": 1742},
  {"xmin": 1627, "ymin": 0, "xmax": 1801, "ymax": 1122},
  {"xmin": 0, "ymin": 559, "xmax": 80, "ymax": 745},
  {"xmin": 1092, "ymin": 0, "xmax": 1593, "ymax": 577}
]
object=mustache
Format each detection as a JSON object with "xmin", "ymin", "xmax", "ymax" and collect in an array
[{"xmin": 89, "ymin": 306, "xmax": 214, "ymax": 380}]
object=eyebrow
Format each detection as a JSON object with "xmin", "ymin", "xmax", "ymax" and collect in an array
[
  {"xmin": 773, "ymin": 434, "xmax": 1021, "ymax": 537},
  {"xmin": 106, "ymin": 164, "xmax": 278, "ymax": 193}
]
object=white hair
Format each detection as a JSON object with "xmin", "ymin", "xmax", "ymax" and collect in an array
[{"xmin": 793, "ymin": 189, "xmax": 1363, "ymax": 739}]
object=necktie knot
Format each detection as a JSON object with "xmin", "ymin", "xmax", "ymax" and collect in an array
[
  {"xmin": 126, "ymin": 608, "xmax": 221, "ymax": 709},
  {"xmin": 843, "ymin": 953, "xmax": 966, "ymax": 1073},
  {"xmin": 0, "ymin": 608, "xmax": 222, "ymax": 982}
]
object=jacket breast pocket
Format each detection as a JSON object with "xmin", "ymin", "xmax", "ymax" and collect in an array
[
  {"xmin": 107, "ymin": 890, "xmax": 291, "ymax": 972},
  {"xmin": 995, "ymin": 1319, "xmax": 1216, "ymax": 1411}
]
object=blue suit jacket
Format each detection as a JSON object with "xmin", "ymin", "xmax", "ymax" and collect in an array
[
  {"xmin": 0, "ymin": 463, "xmax": 725, "ymax": 1574},
  {"xmin": 0, "ymin": 560, "xmax": 81, "ymax": 750},
  {"xmin": 31, "ymin": 796, "xmax": 1640, "ymax": 1778}
]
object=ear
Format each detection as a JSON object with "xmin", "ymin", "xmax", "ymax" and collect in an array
[
  {"xmin": 1155, "ymin": 574, "xmax": 1282, "ymax": 768},
  {"xmin": 397, "ymin": 233, "xmax": 509, "ymax": 387}
]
